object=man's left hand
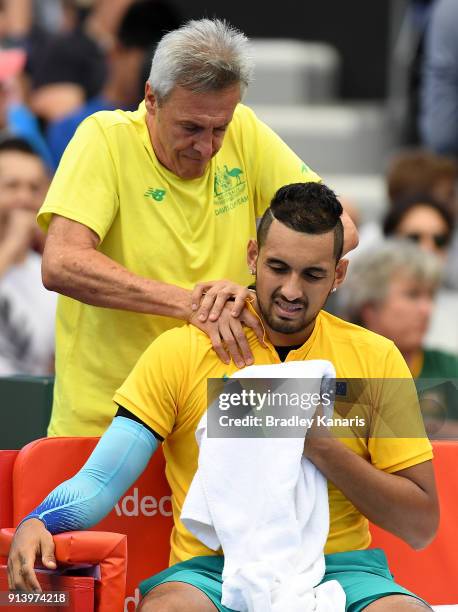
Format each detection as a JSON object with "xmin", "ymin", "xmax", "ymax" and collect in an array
[
  {"xmin": 189, "ymin": 299, "xmax": 265, "ymax": 368},
  {"xmin": 191, "ymin": 280, "xmax": 252, "ymax": 322}
]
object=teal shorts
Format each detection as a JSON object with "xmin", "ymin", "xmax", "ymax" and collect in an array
[{"xmin": 140, "ymin": 549, "xmax": 429, "ymax": 612}]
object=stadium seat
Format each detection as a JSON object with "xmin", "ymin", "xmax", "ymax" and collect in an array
[
  {"xmin": 244, "ymin": 38, "xmax": 341, "ymax": 106},
  {"xmin": 0, "ymin": 529, "xmax": 126, "ymax": 612},
  {"xmin": 0, "ymin": 437, "xmax": 173, "ymax": 612},
  {"xmin": 425, "ymin": 290, "xmax": 458, "ymax": 354},
  {"xmin": 370, "ymin": 441, "xmax": 458, "ymax": 606},
  {"xmin": 323, "ymin": 174, "xmax": 387, "ymax": 224},
  {"xmin": 0, "ymin": 376, "xmax": 54, "ymax": 449},
  {"xmin": 251, "ymin": 103, "xmax": 395, "ymax": 174}
]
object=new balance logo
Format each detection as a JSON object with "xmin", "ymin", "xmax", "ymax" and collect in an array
[{"xmin": 144, "ymin": 187, "xmax": 166, "ymax": 202}]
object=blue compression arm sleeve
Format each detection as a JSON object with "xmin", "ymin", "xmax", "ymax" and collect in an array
[{"xmin": 19, "ymin": 417, "xmax": 158, "ymax": 533}]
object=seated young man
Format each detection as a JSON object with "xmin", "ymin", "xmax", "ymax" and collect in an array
[{"xmin": 8, "ymin": 183, "xmax": 438, "ymax": 611}]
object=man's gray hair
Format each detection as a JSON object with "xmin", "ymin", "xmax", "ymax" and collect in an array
[
  {"xmin": 338, "ymin": 239, "xmax": 443, "ymax": 324},
  {"xmin": 148, "ymin": 18, "xmax": 254, "ymax": 103}
]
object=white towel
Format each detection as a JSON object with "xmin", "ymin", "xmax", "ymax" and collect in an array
[{"xmin": 181, "ymin": 360, "xmax": 346, "ymax": 612}]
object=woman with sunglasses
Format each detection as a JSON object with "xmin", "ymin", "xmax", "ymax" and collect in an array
[
  {"xmin": 338, "ymin": 239, "xmax": 458, "ymax": 436},
  {"xmin": 383, "ymin": 195, "xmax": 454, "ymax": 260}
]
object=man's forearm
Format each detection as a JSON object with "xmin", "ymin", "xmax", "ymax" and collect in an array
[
  {"xmin": 19, "ymin": 417, "xmax": 158, "ymax": 533},
  {"xmin": 305, "ymin": 436, "xmax": 437, "ymax": 549},
  {"xmin": 43, "ymin": 244, "xmax": 193, "ymax": 320}
]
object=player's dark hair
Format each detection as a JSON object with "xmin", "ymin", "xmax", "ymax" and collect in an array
[{"xmin": 257, "ymin": 182, "xmax": 344, "ymax": 261}]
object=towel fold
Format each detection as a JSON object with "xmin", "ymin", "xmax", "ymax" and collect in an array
[{"xmin": 181, "ymin": 360, "xmax": 346, "ymax": 612}]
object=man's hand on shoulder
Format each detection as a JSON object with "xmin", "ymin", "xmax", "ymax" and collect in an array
[
  {"xmin": 191, "ymin": 279, "xmax": 252, "ymax": 322},
  {"xmin": 7, "ymin": 519, "xmax": 56, "ymax": 593},
  {"xmin": 189, "ymin": 282, "xmax": 265, "ymax": 368}
]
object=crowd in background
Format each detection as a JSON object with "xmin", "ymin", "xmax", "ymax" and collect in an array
[{"xmin": 0, "ymin": 0, "xmax": 456, "ymax": 430}]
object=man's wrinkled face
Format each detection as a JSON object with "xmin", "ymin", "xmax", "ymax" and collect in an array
[
  {"xmin": 247, "ymin": 220, "xmax": 347, "ymax": 344},
  {"xmin": 145, "ymin": 83, "xmax": 241, "ymax": 179}
]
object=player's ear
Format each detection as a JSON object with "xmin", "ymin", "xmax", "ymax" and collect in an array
[
  {"xmin": 333, "ymin": 258, "xmax": 349, "ymax": 289},
  {"xmin": 247, "ymin": 239, "xmax": 258, "ymax": 275}
]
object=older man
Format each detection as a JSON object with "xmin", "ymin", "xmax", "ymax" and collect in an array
[
  {"xmin": 38, "ymin": 18, "xmax": 357, "ymax": 437},
  {"xmin": 10, "ymin": 183, "xmax": 434, "ymax": 611}
]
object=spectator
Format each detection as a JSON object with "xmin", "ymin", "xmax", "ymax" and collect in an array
[
  {"xmin": 386, "ymin": 149, "xmax": 456, "ymax": 211},
  {"xmin": 3, "ymin": 1, "xmax": 109, "ymax": 131},
  {"xmin": 419, "ymin": 0, "xmax": 458, "ymax": 292},
  {"xmin": 27, "ymin": 28, "xmax": 107, "ymax": 124},
  {"xmin": 382, "ymin": 196, "xmax": 458, "ymax": 353},
  {"xmin": 338, "ymin": 239, "xmax": 458, "ymax": 426},
  {"xmin": 0, "ymin": 48, "xmax": 53, "ymax": 169},
  {"xmin": 383, "ymin": 195, "xmax": 454, "ymax": 260},
  {"xmin": 420, "ymin": 0, "xmax": 458, "ymax": 156},
  {"xmin": 388, "ymin": 0, "xmax": 435, "ymax": 145},
  {"xmin": 348, "ymin": 149, "xmax": 456, "ymax": 261},
  {"xmin": 1, "ymin": 0, "xmax": 75, "ymax": 43},
  {"xmin": 46, "ymin": 0, "xmax": 181, "ymax": 167},
  {"xmin": 0, "ymin": 137, "xmax": 56, "ymax": 375}
]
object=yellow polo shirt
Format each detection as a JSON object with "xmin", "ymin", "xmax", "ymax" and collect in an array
[
  {"xmin": 114, "ymin": 309, "xmax": 433, "ymax": 565},
  {"xmin": 38, "ymin": 102, "xmax": 320, "ymax": 436}
]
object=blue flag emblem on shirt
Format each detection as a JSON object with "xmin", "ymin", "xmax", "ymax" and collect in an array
[{"xmin": 336, "ymin": 381, "xmax": 347, "ymax": 397}]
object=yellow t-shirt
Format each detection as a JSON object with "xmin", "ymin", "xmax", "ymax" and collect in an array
[
  {"xmin": 113, "ymin": 309, "xmax": 433, "ymax": 566},
  {"xmin": 38, "ymin": 102, "xmax": 320, "ymax": 436}
]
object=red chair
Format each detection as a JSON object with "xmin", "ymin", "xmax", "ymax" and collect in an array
[
  {"xmin": 370, "ymin": 440, "xmax": 458, "ymax": 605},
  {"xmin": 0, "ymin": 437, "xmax": 174, "ymax": 612}
]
